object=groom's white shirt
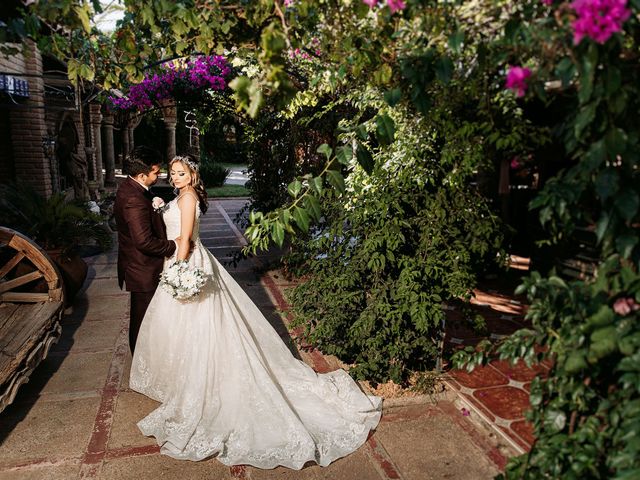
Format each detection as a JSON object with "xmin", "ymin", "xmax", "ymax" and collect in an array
[{"xmin": 129, "ymin": 175, "xmax": 150, "ymax": 190}]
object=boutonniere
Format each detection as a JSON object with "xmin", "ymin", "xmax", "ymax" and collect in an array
[{"xmin": 152, "ymin": 196, "xmax": 166, "ymax": 212}]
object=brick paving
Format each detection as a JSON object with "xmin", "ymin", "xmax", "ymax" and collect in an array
[
  {"xmin": 445, "ymin": 262, "xmax": 544, "ymax": 454},
  {"xmin": 0, "ymin": 198, "xmax": 509, "ymax": 480}
]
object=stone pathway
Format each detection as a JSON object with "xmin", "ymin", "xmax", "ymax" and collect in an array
[
  {"xmin": 0, "ymin": 199, "xmax": 508, "ymax": 480},
  {"xmin": 224, "ymin": 166, "xmax": 249, "ymax": 186},
  {"xmin": 445, "ymin": 261, "xmax": 546, "ymax": 454}
]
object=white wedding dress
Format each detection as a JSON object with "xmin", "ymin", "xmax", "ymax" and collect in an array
[{"xmin": 129, "ymin": 196, "xmax": 382, "ymax": 469}]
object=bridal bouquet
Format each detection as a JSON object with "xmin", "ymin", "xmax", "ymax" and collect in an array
[{"xmin": 159, "ymin": 260, "xmax": 207, "ymax": 300}]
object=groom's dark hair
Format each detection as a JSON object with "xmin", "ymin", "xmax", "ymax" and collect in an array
[{"xmin": 124, "ymin": 146, "xmax": 162, "ymax": 177}]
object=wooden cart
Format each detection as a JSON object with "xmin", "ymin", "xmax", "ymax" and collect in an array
[{"xmin": 0, "ymin": 227, "xmax": 64, "ymax": 413}]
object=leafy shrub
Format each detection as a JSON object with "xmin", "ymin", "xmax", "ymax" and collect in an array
[
  {"xmin": 243, "ymin": 111, "xmax": 298, "ymax": 213},
  {"xmin": 0, "ymin": 182, "xmax": 112, "ymax": 254},
  {"xmin": 199, "ymin": 156, "xmax": 230, "ymax": 188},
  {"xmin": 470, "ymin": 261, "xmax": 640, "ymax": 479},
  {"xmin": 286, "ymin": 121, "xmax": 505, "ymax": 384},
  {"xmin": 451, "ymin": 2, "xmax": 640, "ymax": 479},
  {"xmin": 243, "ymin": 103, "xmax": 337, "ymax": 214}
]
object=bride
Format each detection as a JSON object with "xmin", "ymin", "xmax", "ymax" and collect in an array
[{"xmin": 129, "ymin": 155, "xmax": 382, "ymax": 469}]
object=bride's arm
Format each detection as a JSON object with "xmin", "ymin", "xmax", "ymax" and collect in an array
[{"xmin": 177, "ymin": 193, "xmax": 197, "ymax": 261}]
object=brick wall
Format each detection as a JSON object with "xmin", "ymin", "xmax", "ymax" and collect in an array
[
  {"xmin": 0, "ymin": 111, "xmax": 15, "ymax": 180},
  {"xmin": 6, "ymin": 41, "xmax": 53, "ymax": 198},
  {"xmin": 0, "ymin": 44, "xmax": 24, "ymax": 182}
]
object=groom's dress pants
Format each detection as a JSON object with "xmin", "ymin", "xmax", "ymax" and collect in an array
[{"xmin": 130, "ymin": 291, "xmax": 155, "ymax": 354}]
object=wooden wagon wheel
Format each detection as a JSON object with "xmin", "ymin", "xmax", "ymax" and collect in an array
[
  {"xmin": 0, "ymin": 226, "xmax": 65, "ymax": 413},
  {"xmin": 0, "ymin": 227, "xmax": 63, "ymax": 303}
]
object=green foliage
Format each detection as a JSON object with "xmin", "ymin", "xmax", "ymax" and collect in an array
[
  {"xmin": 198, "ymin": 117, "xmax": 246, "ymax": 167},
  {"xmin": 0, "ymin": 183, "xmax": 112, "ymax": 254},
  {"xmin": 285, "ymin": 117, "xmax": 505, "ymax": 384},
  {"xmin": 455, "ymin": 259, "xmax": 640, "ymax": 479},
  {"xmin": 242, "ymin": 97, "xmax": 343, "ymax": 217},
  {"xmin": 199, "ymin": 154, "xmax": 230, "ymax": 188},
  {"xmin": 242, "ymin": 110, "xmax": 300, "ymax": 214},
  {"xmin": 450, "ymin": 2, "xmax": 640, "ymax": 478},
  {"xmin": 411, "ymin": 371, "xmax": 443, "ymax": 397}
]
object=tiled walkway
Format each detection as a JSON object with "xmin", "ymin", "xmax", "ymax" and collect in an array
[
  {"xmin": 445, "ymin": 266, "xmax": 544, "ymax": 454},
  {"xmin": 0, "ymin": 199, "xmax": 509, "ymax": 479}
]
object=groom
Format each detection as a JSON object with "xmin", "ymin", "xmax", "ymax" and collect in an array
[{"xmin": 114, "ymin": 146, "xmax": 177, "ymax": 354}]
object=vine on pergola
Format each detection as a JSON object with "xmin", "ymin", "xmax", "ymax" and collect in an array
[
  {"xmin": 2, "ymin": 0, "xmax": 299, "ymax": 117},
  {"xmin": 108, "ymin": 55, "xmax": 232, "ymax": 112}
]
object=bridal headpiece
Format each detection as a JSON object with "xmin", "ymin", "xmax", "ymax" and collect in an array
[{"xmin": 175, "ymin": 155, "xmax": 200, "ymax": 172}]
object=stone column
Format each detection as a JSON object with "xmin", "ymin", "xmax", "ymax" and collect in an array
[
  {"xmin": 128, "ymin": 114, "xmax": 141, "ymax": 154},
  {"xmin": 128, "ymin": 126, "xmax": 135, "ymax": 151},
  {"xmin": 121, "ymin": 120, "xmax": 130, "ymax": 162},
  {"xmin": 165, "ymin": 121, "xmax": 176, "ymax": 162},
  {"xmin": 161, "ymin": 101, "xmax": 177, "ymax": 163},
  {"xmin": 89, "ymin": 103, "xmax": 104, "ymax": 188},
  {"xmin": 102, "ymin": 113, "xmax": 116, "ymax": 186},
  {"xmin": 84, "ymin": 146, "xmax": 96, "ymax": 181}
]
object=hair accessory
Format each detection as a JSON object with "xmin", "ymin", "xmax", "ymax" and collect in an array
[{"xmin": 175, "ymin": 155, "xmax": 199, "ymax": 172}]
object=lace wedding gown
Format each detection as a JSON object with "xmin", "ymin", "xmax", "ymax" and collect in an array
[{"xmin": 129, "ymin": 197, "xmax": 382, "ymax": 469}]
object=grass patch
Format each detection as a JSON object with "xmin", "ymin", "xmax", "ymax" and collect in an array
[{"xmin": 207, "ymin": 185, "xmax": 250, "ymax": 198}]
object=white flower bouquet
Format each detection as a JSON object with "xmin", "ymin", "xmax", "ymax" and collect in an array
[{"xmin": 159, "ymin": 260, "xmax": 207, "ymax": 300}]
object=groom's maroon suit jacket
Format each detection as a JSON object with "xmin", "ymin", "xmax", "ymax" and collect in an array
[{"xmin": 114, "ymin": 177, "xmax": 176, "ymax": 293}]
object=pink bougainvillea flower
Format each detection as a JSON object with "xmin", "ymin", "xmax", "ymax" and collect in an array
[
  {"xmin": 283, "ymin": 0, "xmax": 294, "ymax": 6},
  {"xmin": 614, "ymin": 298, "xmax": 632, "ymax": 316},
  {"xmin": 613, "ymin": 297, "xmax": 640, "ymax": 316},
  {"xmin": 363, "ymin": 0, "xmax": 378, "ymax": 7},
  {"xmin": 461, "ymin": 408, "xmax": 471, "ymax": 417},
  {"xmin": 542, "ymin": 0, "xmax": 554, "ymax": 4},
  {"xmin": 505, "ymin": 66, "xmax": 532, "ymax": 97},
  {"xmin": 387, "ymin": 0, "xmax": 406, "ymax": 13},
  {"xmin": 571, "ymin": 0, "xmax": 631, "ymax": 45},
  {"xmin": 109, "ymin": 55, "xmax": 230, "ymax": 112},
  {"xmin": 510, "ymin": 157, "xmax": 522, "ymax": 169}
]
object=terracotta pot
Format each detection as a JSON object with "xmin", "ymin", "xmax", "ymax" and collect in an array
[{"xmin": 46, "ymin": 249, "xmax": 88, "ymax": 306}]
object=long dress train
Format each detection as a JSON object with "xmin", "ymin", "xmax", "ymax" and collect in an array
[{"xmin": 129, "ymin": 197, "xmax": 382, "ymax": 469}]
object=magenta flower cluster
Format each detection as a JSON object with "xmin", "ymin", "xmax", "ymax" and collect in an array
[
  {"xmin": 362, "ymin": 0, "xmax": 406, "ymax": 14},
  {"xmin": 571, "ymin": 0, "xmax": 631, "ymax": 44},
  {"xmin": 288, "ymin": 37, "xmax": 322, "ymax": 61},
  {"xmin": 289, "ymin": 48, "xmax": 311, "ymax": 60},
  {"xmin": 505, "ymin": 66, "xmax": 532, "ymax": 97},
  {"xmin": 110, "ymin": 55, "xmax": 231, "ymax": 111}
]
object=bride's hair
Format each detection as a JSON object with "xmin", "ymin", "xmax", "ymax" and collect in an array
[{"xmin": 169, "ymin": 155, "xmax": 209, "ymax": 214}]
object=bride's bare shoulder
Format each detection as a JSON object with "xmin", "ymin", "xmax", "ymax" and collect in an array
[
  {"xmin": 176, "ymin": 190, "xmax": 198, "ymax": 217},
  {"xmin": 177, "ymin": 188, "xmax": 199, "ymax": 204}
]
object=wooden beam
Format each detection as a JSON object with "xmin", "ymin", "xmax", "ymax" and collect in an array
[
  {"xmin": 8, "ymin": 235, "xmax": 59, "ymax": 286},
  {"xmin": 0, "ymin": 271, "xmax": 44, "ymax": 294},
  {"xmin": 0, "ymin": 292, "xmax": 51, "ymax": 303},
  {"xmin": 0, "ymin": 251, "xmax": 25, "ymax": 279}
]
